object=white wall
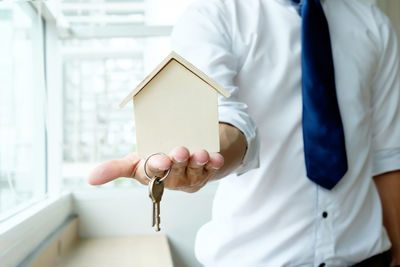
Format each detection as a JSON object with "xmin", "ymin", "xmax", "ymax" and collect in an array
[
  {"xmin": 377, "ymin": 0, "xmax": 400, "ymax": 47},
  {"xmin": 72, "ymin": 183, "xmax": 218, "ymax": 267}
]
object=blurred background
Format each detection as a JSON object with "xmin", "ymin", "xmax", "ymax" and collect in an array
[
  {"xmin": 0, "ymin": 0, "xmax": 399, "ymax": 266},
  {"xmin": 0, "ymin": 0, "xmax": 193, "ymax": 216}
]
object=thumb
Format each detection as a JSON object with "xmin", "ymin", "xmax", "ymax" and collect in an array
[{"xmin": 88, "ymin": 153, "xmax": 141, "ymax": 185}]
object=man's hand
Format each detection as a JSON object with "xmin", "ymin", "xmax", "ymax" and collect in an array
[
  {"xmin": 374, "ymin": 170, "xmax": 400, "ymax": 266},
  {"xmin": 88, "ymin": 123, "xmax": 247, "ymax": 193},
  {"xmin": 88, "ymin": 147, "xmax": 224, "ymax": 193}
]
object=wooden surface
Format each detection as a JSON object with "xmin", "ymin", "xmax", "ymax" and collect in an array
[
  {"xmin": 59, "ymin": 235, "xmax": 174, "ymax": 267},
  {"xmin": 29, "ymin": 217, "xmax": 174, "ymax": 267},
  {"xmin": 134, "ymin": 58, "xmax": 220, "ymax": 158}
]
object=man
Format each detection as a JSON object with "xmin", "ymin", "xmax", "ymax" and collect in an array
[{"xmin": 89, "ymin": 0, "xmax": 400, "ymax": 266}]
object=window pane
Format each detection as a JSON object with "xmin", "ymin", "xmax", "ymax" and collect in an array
[
  {"xmin": 0, "ymin": 3, "xmax": 46, "ymax": 219},
  {"xmin": 60, "ymin": 0, "xmax": 194, "ymax": 189}
]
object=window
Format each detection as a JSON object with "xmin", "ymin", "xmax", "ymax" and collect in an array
[
  {"xmin": 59, "ymin": 0, "xmax": 192, "ymax": 189},
  {"xmin": 0, "ymin": 3, "xmax": 47, "ymax": 219},
  {"xmin": 61, "ymin": 36, "xmax": 171, "ymax": 188}
]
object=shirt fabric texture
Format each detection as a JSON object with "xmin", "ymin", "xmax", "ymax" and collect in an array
[{"xmin": 171, "ymin": 0, "xmax": 400, "ymax": 266}]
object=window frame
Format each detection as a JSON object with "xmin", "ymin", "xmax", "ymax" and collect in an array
[
  {"xmin": 0, "ymin": 1, "xmax": 49, "ymax": 222},
  {"xmin": 0, "ymin": 1, "xmax": 70, "ymax": 265}
]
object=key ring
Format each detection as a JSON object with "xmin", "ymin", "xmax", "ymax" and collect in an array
[{"xmin": 143, "ymin": 152, "xmax": 172, "ymax": 182}]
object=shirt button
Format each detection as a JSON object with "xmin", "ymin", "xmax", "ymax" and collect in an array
[
  {"xmin": 322, "ymin": 211, "xmax": 328, "ymax": 218},
  {"xmin": 319, "ymin": 263, "xmax": 326, "ymax": 267}
]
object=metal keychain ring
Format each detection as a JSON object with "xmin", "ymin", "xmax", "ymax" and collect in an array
[{"xmin": 143, "ymin": 152, "xmax": 172, "ymax": 182}]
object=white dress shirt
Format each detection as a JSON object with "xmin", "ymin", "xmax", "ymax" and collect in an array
[{"xmin": 171, "ymin": 0, "xmax": 400, "ymax": 266}]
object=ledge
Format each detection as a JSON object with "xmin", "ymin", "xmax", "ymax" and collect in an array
[{"xmin": 59, "ymin": 235, "xmax": 174, "ymax": 267}]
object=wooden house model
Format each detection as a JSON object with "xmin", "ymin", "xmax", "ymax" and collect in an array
[{"xmin": 120, "ymin": 51, "xmax": 231, "ymax": 158}]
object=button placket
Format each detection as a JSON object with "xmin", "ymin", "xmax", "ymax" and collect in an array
[{"xmin": 314, "ymin": 187, "xmax": 335, "ymax": 267}]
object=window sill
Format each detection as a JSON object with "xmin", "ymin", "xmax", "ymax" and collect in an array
[{"xmin": 0, "ymin": 192, "xmax": 74, "ymax": 267}]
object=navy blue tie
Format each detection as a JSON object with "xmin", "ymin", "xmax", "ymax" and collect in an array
[{"xmin": 291, "ymin": 0, "xmax": 348, "ymax": 190}]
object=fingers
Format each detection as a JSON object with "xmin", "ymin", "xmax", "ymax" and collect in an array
[
  {"xmin": 187, "ymin": 150, "xmax": 209, "ymax": 177},
  {"xmin": 205, "ymin": 153, "xmax": 224, "ymax": 173},
  {"xmin": 144, "ymin": 153, "xmax": 172, "ymax": 179},
  {"xmin": 169, "ymin": 147, "xmax": 190, "ymax": 177},
  {"xmin": 166, "ymin": 149, "xmax": 224, "ymax": 191},
  {"xmin": 179, "ymin": 151, "xmax": 223, "ymax": 193},
  {"xmin": 88, "ymin": 153, "xmax": 140, "ymax": 185}
]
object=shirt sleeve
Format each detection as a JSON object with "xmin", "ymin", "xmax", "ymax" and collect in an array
[
  {"xmin": 370, "ymin": 7, "xmax": 400, "ymax": 176},
  {"xmin": 170, "ymin": 0, "xmax": 260, "ymax": 174}
]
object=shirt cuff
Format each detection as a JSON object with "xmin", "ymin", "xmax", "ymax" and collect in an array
[
  {"xmin": 372, "ymin": 148, "xmax": 400, "ymax": 176},
  {"xmin": 218, "ymin": 105, "xmax": 260, "ymax": 175}
]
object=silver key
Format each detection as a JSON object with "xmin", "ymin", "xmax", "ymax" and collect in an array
[{"xmin": 149, "ymin": 177, "xmax": 164, "ymax": 231}]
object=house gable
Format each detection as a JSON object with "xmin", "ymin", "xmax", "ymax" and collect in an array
[{"xmin": 119, "ymin": 51, "xmax": 230, "ymax": 108}]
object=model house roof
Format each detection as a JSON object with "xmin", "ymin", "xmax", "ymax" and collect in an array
[{"xmin": 119, "ymin": 51, "xmax": 231, "ymax": 108}]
